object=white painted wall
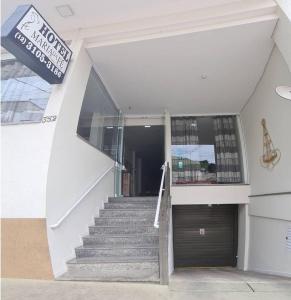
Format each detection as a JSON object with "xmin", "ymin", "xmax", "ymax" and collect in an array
[
  {"xmin": 45, "ymin": 40, "xmax": 115, "ymax": 277},
  {"xmin": 237, "ymin": 204, "xmax": 250, "ymax": 271},
  {"xmin": 248, "ymin": 217, "xmax": 291, "ymax": 277},
  {"xmin": 241, "ymin": 46, "xmax": 291, "ymax": 277},
  {"xmin": 241, "ymin": 47, "xmax": 291, "ymax": 196},
  {"xmin": 171, "ymin": 185, "xmax": 250, "ymax": 205},
  {"xmin": 273, "ymin": 8, "xmax": 291, "ymax": 71},
  {"xmin": 249, "ymin": 194, "xmax": 291, "ymax": 221},
  {"xmin": 1, "ymin": 124, "xmax": 52, "ymax": 218}
]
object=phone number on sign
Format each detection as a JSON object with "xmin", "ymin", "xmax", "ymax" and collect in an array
[{"xmin": 14, "ymin": 31, "xmax": 62, "ymax": 79}]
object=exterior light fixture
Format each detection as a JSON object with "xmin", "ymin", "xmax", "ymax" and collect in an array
[
  {"xmin": 106, "ymin": 126, "xmax": 113, "ymax": 129},
  {"xmin": 144, "ymin": 125, "xmax": 151, "ymax": 128},
  {"xmin": 275, "ymin": 86, "xmax": 291, "ymax": 100},
  {"xmin": 56, "ymin": 5, "xmax": 74, "ymax": 18}
]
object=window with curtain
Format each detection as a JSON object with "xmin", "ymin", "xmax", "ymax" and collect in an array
[
  {"xmin": 1, "ymin": 59, "xmax": 52, "ymax": 125},
  {"xmin": 77, "ymin": 68, "xmax": 120, "ymax": 161},
  {"xmin": 171, "ymin": 116, "xmax": 242, "ymax": 184}
]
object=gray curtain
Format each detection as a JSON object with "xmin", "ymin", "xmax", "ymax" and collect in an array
[
  {"xmin": 171, "ymin": 117, "xmax": 200, "ymax": 183},
  {"xmin": 213, "ymin": 116, "xmax": 241, "ymax": 183}
]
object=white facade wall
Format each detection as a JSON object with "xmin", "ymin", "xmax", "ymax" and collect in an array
[
  {"xmin": 273, "ymin": 8, "xmax": 291, "ymax": 72},
  {"xmin": 171, "ymin": 185, "xmax": 250, "ymax": 205},
  {"xmin": 1, "ymin": 124, "xmax": 53, "ymax": 218},
  {"xmin": 241, "ymin": 45, "xmax": 291, "ymax": 277},
  {"xmin": 237, "ymin": 204, "xmax": 250, "ymax": 270},
  {"xmin": 248, "ymin": 216, "xmax": 291, "ymax": 277},
  {"xmin": 45, "ymin": 40, "xmax": 115, "ymax": 277}
]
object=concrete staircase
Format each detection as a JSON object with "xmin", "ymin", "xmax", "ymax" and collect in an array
[{"xmin": 59, "ymin": 196, "xmax": 159, "ymax": 282}]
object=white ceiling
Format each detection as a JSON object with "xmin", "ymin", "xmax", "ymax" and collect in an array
[
  {"xmin": 88, "ymin": 19, "xmax": 276, "ymax": 115},
  {"xmin": 2, "ymin": 1, "xmax": 277, "ymax": 115},
  {"xmin": 1, "ymin": 1, "xmax": 244, "ymax": 32}
]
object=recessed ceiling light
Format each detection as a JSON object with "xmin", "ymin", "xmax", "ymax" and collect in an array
[
  {"xmin": 56, "ymin": 5, "xmax": 74, "ymax": 18},
  {"xmin": 276, "ymin": 86, "xmax": 291, "ymax": 100},
  {"xmin": 201, "ymin": 74, "xmax": 207, "ymax": 79},
  {"xmin": 144, "ymin": 125, "xmax": 151, "ymax": 128}
]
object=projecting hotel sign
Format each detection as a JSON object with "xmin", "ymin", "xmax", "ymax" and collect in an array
[{"xmin": 1, "ymin": 5, "xmax": 72, "ymax": 84}]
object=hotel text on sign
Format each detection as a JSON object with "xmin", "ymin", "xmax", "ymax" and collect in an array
[{"xmin": 1, "ymin": 5, "xmax": 72, "ymax": 84}]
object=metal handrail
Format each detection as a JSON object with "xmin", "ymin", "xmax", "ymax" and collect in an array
[
  {"xmin": 249, "ymin": 191, "xmax": 291, "ymax": 198},
  {"xmin": 50, "ymin": 165, "xmax": 115, "ymax": 229},
  {"xmin": 154, "ymin": 162, "xmax": 166, "ymax": 228}
]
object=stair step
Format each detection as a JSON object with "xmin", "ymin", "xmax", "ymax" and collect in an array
[
  {"xmin": 104, "ymin": 202, "xmax": 156, "ymax": 209},
  {"xmin": 108, "ymin": 197, "xmax": 157, "ymax": 203},
  {"xmin": 94, "ymin": 217, "xmax": 154, "ymax": 226},
  {"xmin": 99, "ymin": 209, "xmax": 155, "ymax": 218},
  {"xmin": 61, "ymin": 257, "xmax": 159, "ymax": 282},
  {"xmin": 68, "ymin": 256, "xmax": 159, "ymax": 263},
  {"xmin": 89, "ymin": 225, "xmax": 158, "ymax": 235},
  {"xmin": 75, "ymin": 245, "xmax": 159, "ymax": 258},
  {"xmin": 108, "ymin": 199, "xmax": 157, "ymax": 205},
  {"xmin": 83, "ymin": 234, "xmax": 159, "ymax": 246},
  {"xmin": 62, "ymin": 196, "xmax": 160, "ymax": 282}
]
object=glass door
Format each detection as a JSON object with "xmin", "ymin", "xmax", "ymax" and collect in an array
[{"xmin": 114, "ymin": 111, "xmax": 124, "ymax": 196}]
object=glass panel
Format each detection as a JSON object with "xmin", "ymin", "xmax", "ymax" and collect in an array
[
  {"xmin": 77, "ymin": 68, "xmax": 119, "ymax": 161},
  {"xmin": 114, "ymin": 111, "xmax": 124, "ymax": 196},
  {"xmin": 171, "ymin": 116, "xmax": 242, "ymax": 184},
  {"xmin": 1, "ymin": 59, "xmax": 52, "ymax": 125}
]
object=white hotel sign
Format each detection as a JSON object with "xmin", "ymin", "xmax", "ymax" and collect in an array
[{"xmin": 1, "ymin": 5, "xmax": 72, "ymax": 84}]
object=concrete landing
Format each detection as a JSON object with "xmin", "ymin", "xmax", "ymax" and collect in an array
[
  {"xmin": 170, "ymin": 267, "xmax": 291, "ymax": 296},
  {"xmin": 2, "ymin": 268, "xmax": 291, "ymax": 300}
]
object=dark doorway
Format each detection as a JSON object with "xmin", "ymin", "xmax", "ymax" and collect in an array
[
  {"xmin": 173, "ymin": 204, "xmax": 238, "ymax": 268},
  {"xmin": 122, "ymin": 125, "xmax": 164, "ymax": 196}
]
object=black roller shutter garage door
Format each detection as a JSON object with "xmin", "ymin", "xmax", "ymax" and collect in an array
[{"xmin": 173, "ymin": 204, "xmax": 238, "ymax": 268}]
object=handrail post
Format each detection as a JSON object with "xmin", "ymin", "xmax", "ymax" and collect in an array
[
  {"xmin": 158, "ymin": 162, "xmax": 171, "ymax": 285},
  {"xmin": 154, "ymin": 162, "xmax": 166, "ymax": 228}
]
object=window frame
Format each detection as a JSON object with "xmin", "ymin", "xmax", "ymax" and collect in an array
[{"xmin": 170, "ymin": 114, "xmax": 245, "ymax": 185}]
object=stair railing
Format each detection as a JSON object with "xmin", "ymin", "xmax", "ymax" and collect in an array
[
  {"xmin": 154, "ymin": 162, "xmax": 171, "ymax": 285},
  {"xmin": 154, "ymin": 162, "xmax": 166, "ymax": 229},
  {"xmin": 50, "ymin": 164, "xmax": 115, "ymax": 229}
]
